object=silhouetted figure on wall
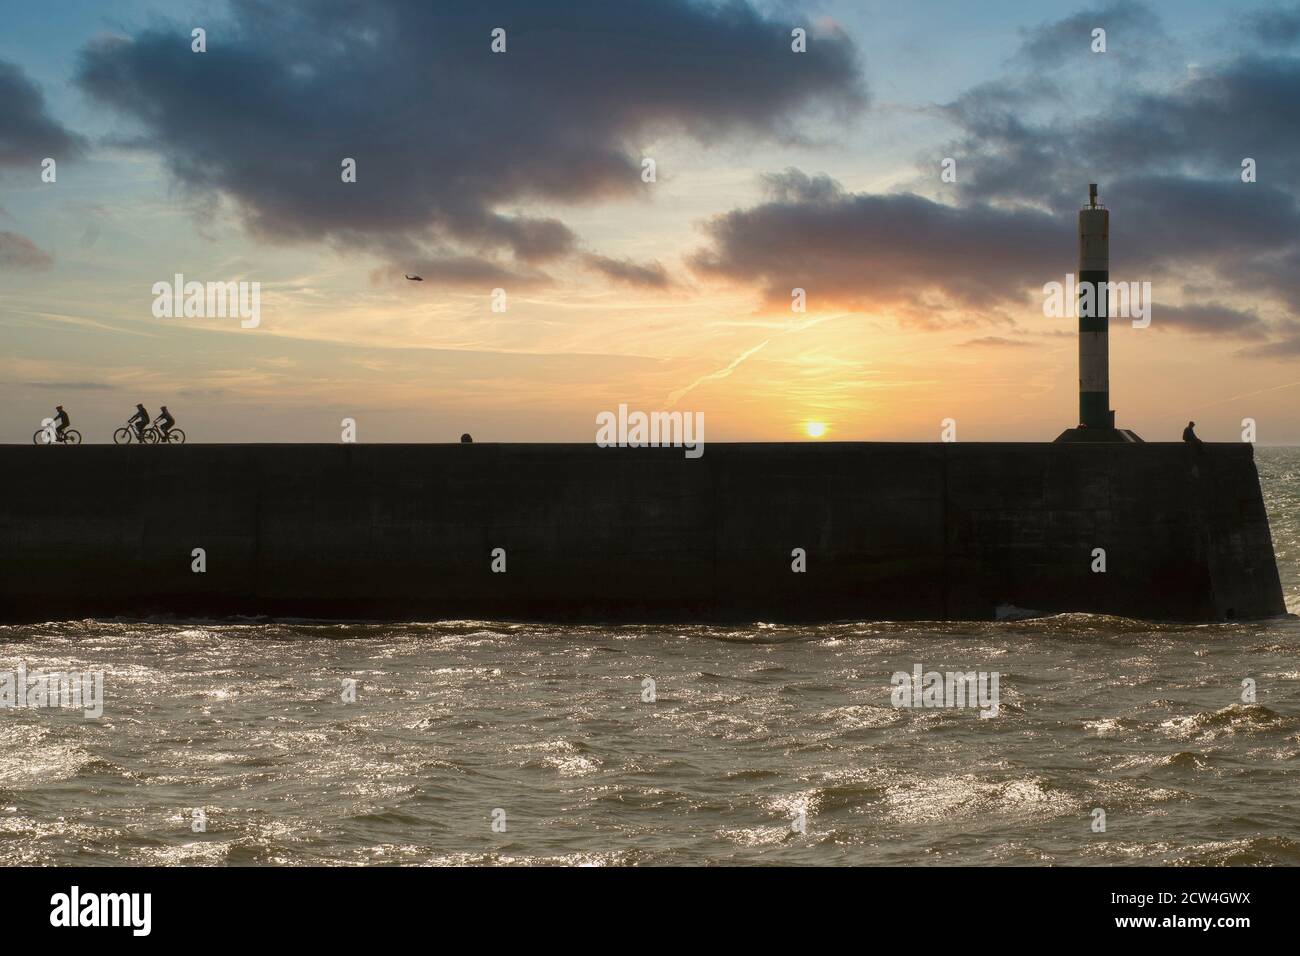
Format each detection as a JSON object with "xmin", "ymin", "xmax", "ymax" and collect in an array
[
  {"xmin": 52, "ymin": 405, "xmax": 69, "ymax": 442},
  {"xmin": 1182, "ymin": 421, "xmax": 1203, "ymax": 448},
  {"xmin": 155, "ymin": 405, "xmax": 175, "ymax": 441},
  {"xmin": 129, "ymin": 403, "xmax": 150, "ymax": 442}
]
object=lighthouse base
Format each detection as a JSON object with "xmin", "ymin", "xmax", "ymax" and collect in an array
[{"xmin": 1053, "ymin": 427, "xmax": 1145, "ymax": 443}]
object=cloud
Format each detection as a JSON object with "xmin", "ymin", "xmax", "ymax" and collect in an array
[
  {"xmin": 938, "ymin": 24, "xmax": 1300, "ymax": 326},
  {"xmin": 583, "ymin": 254, "xmax": 671, "ymax": 289},
  {"xmin": 75, "ymin": 0, "xmax": 865, "ymax": 277},
  {"xmin": 935, "ymin": 4, "xmax": 1300, "ymax": 224},
  {"xmin": 1236, "ymin": 320, "xmax": 1300, "ymax": 357},
  {"xmin": 1103, "ymin": 177, "xmax": 1300, "ymax": 308},
  {"xmin": 960, "ymin": 336, "xmax": 1037, "ymax": 348},
  {"xmin": 692, "ymin": 4, "xmax": 1300, "ymax": 351},
  {"xmin": 1015, "ymin": 1, "xmax": 1165, "ymax": 68},
  {"xmin": 945, "ymin": 11, "xmax": 1300, "ymax": 209},
  {"xmin": 1244, "ymin": 4, "xmax": 1300, "ymax": 47},
  {"xmin": 1154, "ymin": 304, "xmax": 1270, "ymax": 340},
  {"xmin": 690, "ymin": 172, "xmax": 1065, "ymax": 313},
  {"xmin": 0, "ymin": 231, "xmax": 54, "ymax": 270},
  {"xmin": 1088, "ymin": 57, "xmax": 1300, "ymax": 189},
  {"xmin": 0, "ymin": 60, "xmax": 85, "ymax": 168},
  {"xmin": 760, "ymin": 167, "xmax": 847, "ymax": 203},
  {"xmin": 1238, "ymin": 336, "xmax": 1300, "ymax": 357},
  {"xmin": 22, "ymin": 381, "xmax": 113, "ymax": 390}
]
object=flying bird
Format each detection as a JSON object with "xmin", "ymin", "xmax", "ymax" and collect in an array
[{"xmin": 404, "ymin": 274, "xmax": 423, "ymax": 281}]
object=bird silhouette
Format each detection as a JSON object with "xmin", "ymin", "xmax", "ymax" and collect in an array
[{"xmin": 404, "ymin": 274, "xmax": 423, "ymax": 281}]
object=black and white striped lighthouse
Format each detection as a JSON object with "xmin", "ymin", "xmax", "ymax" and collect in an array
[
  {"xmin": 1055, "ymin": 184, "xmax": 1142, "ymax": 443},
  {"xmin": 1078, "ymin": 184, "xmax": 1111, "ymax": 429}
]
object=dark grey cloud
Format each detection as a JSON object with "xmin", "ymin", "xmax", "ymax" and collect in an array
[
  {"xmin": 945, "ymin": 14, "xmax": 1300, "ymax": 210},
  {"xmin": 692, "ymin": 4, "xmax": 1299, "ymax": 352},
  {"xmin": 1153, "ymin": 304, "xmax": 1270, "ymax": 340},
  {"xmin": 760, "ymin": 167, "xmax": 847, "ymax": 203},
  {"xmin": 1086, "ymin": 56, "xmax": 1300, "ymax": 188},
  {"xmin": 76, "ymin": 0, "xmax": 864, "ymax": 279},
  {"xmin": 939, "ymin": 32, "xmax": 1300, "ymax": 326},
  {"xmin": 690, "ymin": 175, "xmax": 1065, "ymax": 311},
  {"xmin": 0, "ymin": 60, "xmax": 85, "ymax": 167},
  {"xmin": 1105, "ymin": 177, "xmax": 1300, "ymax": 276},
  {"xmin": 583, "ymin": 254, "xmax": 671, "ymax": 289},
  {"xmin": 693, "ymin": 166, "xmax": 1300, "ymax": 351},
  {"xmin": 0, "ymin": 230, "xmax": 54, "ymax": 270},
  {"xmin": 1015, "ymin": 1, "xmax": 1164, "ymax": 67}
]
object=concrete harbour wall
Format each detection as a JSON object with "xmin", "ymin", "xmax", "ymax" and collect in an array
[{"xmin": 0, "ymin": 442, "xmax": 1286, "ymax": 623}]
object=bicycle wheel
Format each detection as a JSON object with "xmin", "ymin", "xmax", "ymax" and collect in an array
[
  {"xmin": 142, "ymin": 428, "xmax": 160, "ymax": 444},
  {"xmin": 167, "ymin": 428, "xmax": 186, "ymax": 445},
  {"xmin": 32, "ymin": 429, "xmax": 51, "ymax": 445},
  {"xmin": 64, "ymin": 429, "xmax": 82, "ymax": 445},
  {"xmin": 113, "ymin": 427, "xmax": 132, "ymax": 444}
]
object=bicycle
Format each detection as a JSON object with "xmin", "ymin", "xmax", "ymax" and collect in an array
[
  {"xmin": 113, "ymin": 422, "xmax": 155, "ymax": 444},
  {"xmin": 146, "ymin": 426, "xmax": 186, "ymax": 445},
  {"xmin": 32, "ymin": 427, "xmax": 81, "ymax": 445}
]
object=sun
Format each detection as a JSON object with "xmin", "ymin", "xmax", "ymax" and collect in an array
[{"xmin": 804, "ymin": 421, "xmax": 828, "ymax": 439}]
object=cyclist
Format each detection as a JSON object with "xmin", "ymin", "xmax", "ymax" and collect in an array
[
  {"xmin": 52, "ymin": 405, "xmax": 70, "ymax": 443},
  {"xmin": 129, "ymin": 403, "xmax": 151, "ymax": 442},
  {"xmin": 154, "ymin": 405, "xmax": 176, "ymax": 442}
]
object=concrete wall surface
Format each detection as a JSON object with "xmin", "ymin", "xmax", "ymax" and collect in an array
[{"xmin": 0, "ymin": 442, "xmax": 1286, "ymax": 623}]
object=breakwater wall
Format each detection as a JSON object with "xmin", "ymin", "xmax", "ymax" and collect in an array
[{"xmin": 0, "ymin": 442, "xmax": 1286, "ymax": 623}]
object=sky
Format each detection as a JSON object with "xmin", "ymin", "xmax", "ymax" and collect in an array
[{"xmin": 2, "ymin": 0, "xmax": 1299, "ymax": 444}]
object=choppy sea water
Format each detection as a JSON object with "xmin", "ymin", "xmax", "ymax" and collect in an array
[{"xmin": 2, "ymin": 449, "xmax": 1298, "ymax": 866}]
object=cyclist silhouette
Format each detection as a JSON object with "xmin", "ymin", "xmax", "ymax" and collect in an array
[
  {"xmin": 52, "ymin": 405, "xmax": 70, "ymax": 442},
  {"xmin": 129, "ymin": 403, "xmax": 150, "ymax": 442},
  {"xmin": 154, "ymin": 405, "xmax": 176, "ymax": 441}
]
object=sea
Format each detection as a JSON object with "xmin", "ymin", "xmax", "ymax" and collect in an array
[{"xmin": 2, "ymin": 448, "xmax": 1297, "ymax": 866}]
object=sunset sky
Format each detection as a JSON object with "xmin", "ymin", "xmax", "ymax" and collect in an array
[{"xmin": 3, "ymin": 0, "xmax": 1299, "ymax": 444}]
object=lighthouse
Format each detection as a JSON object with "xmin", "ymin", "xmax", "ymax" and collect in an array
[
  {"xmin": 1055, "ymin": 184, "xmax": 1142, "ymax": 443},
  {"xmin": 1079, "ymin": 184, "xmax": 1111, "ymax": 428}
]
